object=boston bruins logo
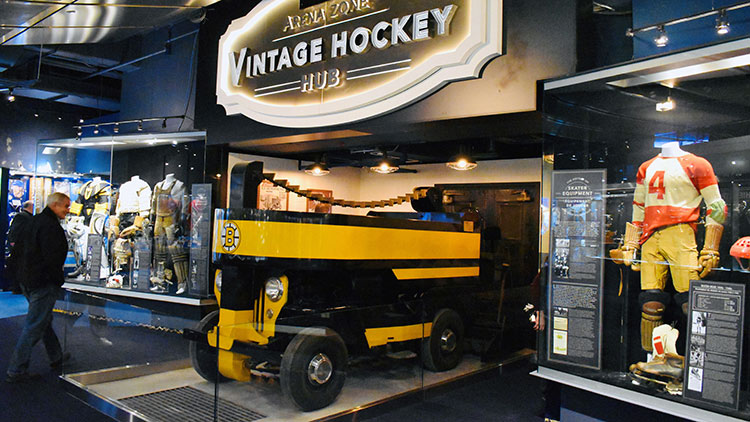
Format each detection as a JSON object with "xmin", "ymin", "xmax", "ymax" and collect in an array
[{"xmin": 221, "ymin": 222, "xmax": 240, "ymax": 252}]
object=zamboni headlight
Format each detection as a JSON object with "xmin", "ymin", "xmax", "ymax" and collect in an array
[
  {"xmin": 215, "ymin": 270, "xmax": 222, "ymax": 292},
  {"xmin": 265, "ymin": 276, "xmax": 284, "ymax": 301}
]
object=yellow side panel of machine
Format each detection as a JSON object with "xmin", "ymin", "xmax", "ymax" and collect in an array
[
  {"xmin": 218, "ymin": 349, "xmax": 251, "ymax": 382},
  {"xmin": 364, "ymin": 323, "xmax": 434, "ymax": 348},
  {"xmin": 214, "ymin": 219, "xmax": 480, "ymax": 260},
  {"xmin": 392, "ymin": 267, "xmax": 480, "ymax": 280}
]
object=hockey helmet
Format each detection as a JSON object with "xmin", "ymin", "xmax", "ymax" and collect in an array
[{"xmin": 730, "ymin": 236, "xmax": 750, "ymax": 270}]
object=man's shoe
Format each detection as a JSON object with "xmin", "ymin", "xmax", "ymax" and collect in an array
[
  {"xmin": 5, "ymin": 372, "xmax": 41, "ymax": 383},
  {"xmin": 50, "ymin": 352, "xmax": 72, "ymax": 369}
]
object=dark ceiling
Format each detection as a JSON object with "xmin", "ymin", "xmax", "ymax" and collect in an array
[
  {"xmin": 546, "ymin": 69, "xmax": 750, "ymax": 146},
  {"xmin": 0, "ymin": 0, "xmax": 217, "ymax": 114},
  {"xmin": 0, "ymin": 0, "xmax": 641, "ymax": 171}
]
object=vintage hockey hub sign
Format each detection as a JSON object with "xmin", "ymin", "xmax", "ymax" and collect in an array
[{"xmin": 217, "ymin": 0, "xmax": 503, "ymax": 128}]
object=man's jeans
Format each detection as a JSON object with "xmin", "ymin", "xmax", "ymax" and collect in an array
[{"xmin": 7, "ymin": 285, "xmax": 63, "ymax": 376}]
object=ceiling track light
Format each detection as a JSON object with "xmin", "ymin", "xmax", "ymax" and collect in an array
[
  {"xmin": 656, "ymin": 96, "xmax": 675, "ymax": 112},
  {"xmin": 716, "ymin": 9, "xmax": 730, "ymax": 35},
  {"xmin": 72, "ymin": 115, "xmax": 185, "ymax": 137},
  {"xmin": 627, "ymin": 3, "xmax": 750, "ymax": 42},
  {"xmin": 7, "ymin": 88, "xmax": 15, "ymax": 102}
]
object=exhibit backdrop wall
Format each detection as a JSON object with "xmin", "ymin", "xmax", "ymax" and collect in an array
[
  {"xmin": 228, "ymin": 153, "xmax": 541, "ymax": 215},
  {"xmin": 0, "ymin": 97, "xmax": 79, "ymax": 172},
  {"xmin": 118, "ymin": 20, "xmax": 200, "ymax": 132}
]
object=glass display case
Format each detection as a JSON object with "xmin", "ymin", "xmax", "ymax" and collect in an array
[
  {"xmin": 53, "ymin": 165, "xmax": 539, "ymax": 421},
  {"xmin": 57, "ymin": 289, "xmax": 435, "ymax": 422},
  {"xmin": 34, "ymin": 132, "xmax": 213, "ymax": 298},
  {"xmin": 539, "ymin": 42, "xmax": 750, "ymax": 420}
]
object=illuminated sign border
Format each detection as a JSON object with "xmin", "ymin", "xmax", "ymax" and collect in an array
[{"xmin": 217, "ymin": 0, "xmax": 503, "ymax": 128}]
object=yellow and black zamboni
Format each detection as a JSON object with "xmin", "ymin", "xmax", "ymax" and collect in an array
[{"xmin": 185, "ymin": 166, "xmax": 485, "ymax": 411}]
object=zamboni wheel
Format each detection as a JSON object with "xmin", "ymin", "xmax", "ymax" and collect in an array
[
  {"xmin": 189, "ymin": 310, "xmax": 228, "ymax": 383},
  {"xmin": 280, "ymin": 327, "xmax": 348, "ymax": 411},
  {"xmin": 422, "ymin": 308, "xmax": 464, "ymax": 372}
]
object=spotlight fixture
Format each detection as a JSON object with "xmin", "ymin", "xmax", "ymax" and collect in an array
[
  {"xmin": 79, "ymin": 118, "xmax": 84, "ymax": 123},
  {"xmin": 447, "ymin": 154, "xmax": 477, "ymax": 171},
  {"xmin": 34, "ymin": 113, "xmax": 39, "ymax": 118},
  {"xmin": 77, "ymin": 129, "xmax": 82, "ymax": 137},
  {"xmin": 656, "ymin": 97, "xmax": 675, "ymax": 112},
  {"xmin": 93, "ymin": 125, "xmax": 99, "ymax": 135},
  {"xmin": 369, "ymin": 148, "xmax": 400, "ymax": 174},
  {"xmin": 654, "ymin": 25, "xmax": 668, "ymax": 47},
  {"xmin": 370, "ymin": 159, "xmax": 399, "ymax": 174},
  {"xmin": 7, "ymin": 89, "xmax": 15, "ymax": 102},
  {"xmin": 72, "ymin": 115, "xmax": 186, "ymax": 136},
  {"xmin": 716, "ymin": 10, "xmax": 730, "ymax": 35},
  {"xmin": 304, "ymin": 162, "xmax": 330, "ymax": 176}
]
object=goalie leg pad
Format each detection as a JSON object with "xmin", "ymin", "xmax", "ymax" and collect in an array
[
  {"xmin": 639, "ymin": 290, "xmax": 670, "ymax": 352},
  {"xmin": 153, "ymin": 236, "xmax": 168, "ymax": 262},
  {"xmin": 168, "ymin": 244, "xmax": 189, "ymax": 283}
]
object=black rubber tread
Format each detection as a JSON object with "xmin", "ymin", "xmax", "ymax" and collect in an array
[
  {"xmin": 421, "ymin": 308, "xmax": 465, "ymax": 372},
  {"xmin": 280, "ymin": 327, "xmax": 348, "ymax": 411},
  {"xmin": 189, "ymin": 310, "xmax": 228, "ymax": 383}
]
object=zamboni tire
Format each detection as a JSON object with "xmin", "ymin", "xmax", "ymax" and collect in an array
[
  {"xmin": 280, "ymin": 327, "xmax": 348, "ymax": 411},
  {"xmin": 422, "ymin": 308, "xmax": 464, "ymax": 372},
  {"xmin": 189, "ymin": 310, "xmax": 228, "ymax": 383}
]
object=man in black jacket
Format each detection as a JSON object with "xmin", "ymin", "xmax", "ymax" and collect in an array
[
  {"xmin": 6, "ymin": 193, "xmax": 71, "ymax": 383},
  {"xmin": 7, "ymin": 200, "xmax": 33, "ymax": 246},
  {"xmin": 5, "ymin": 200, "xmax": 33, "ymax": 293}
]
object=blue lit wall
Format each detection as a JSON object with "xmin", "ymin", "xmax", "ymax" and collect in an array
[
  {"xmin": 633, "ymin": 0, "xmax": 750, "ymax": 58},
  {"xmin": 75, "ymin": 149, "xmax": 110, "ymax": 175}
]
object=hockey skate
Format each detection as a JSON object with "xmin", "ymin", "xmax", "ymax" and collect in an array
[
  {"xmin": 69, "ymin": 264, "xmax": 85, "ymax": 279},
  {"xmin": 629, "ymin": 353, "xmax": 684, "ymax": 395},
  {"xmin": 149, "ymin": 277, "xmax": 168, "ymax": 293},
  {"xmin": 106, "ymin": 274, "xmax": 124, "ymax": 289},
  {"xmin": 150, "ymin": 267, "xmax": 173, "ymax": 293},
  {"xmin": 175, "ymin": 282, "xmax": 187, "ymax": 295}
]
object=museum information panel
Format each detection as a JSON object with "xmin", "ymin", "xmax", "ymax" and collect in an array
[
  {"xmin": 684, "ymin": 280, "xmax": 745, "ymax": 410},
  {"xmin": 547, "ymin": 170, "xmax": 606, "ymax": 369}
]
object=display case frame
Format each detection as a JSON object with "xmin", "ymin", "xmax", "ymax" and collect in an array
[
  {"xmin": 33, "ymin": 131, "xmax": 214, "ymax": 300},
  {"xmin": 538, "ymin": 39, "xmax": 750, "ymax": 421}
]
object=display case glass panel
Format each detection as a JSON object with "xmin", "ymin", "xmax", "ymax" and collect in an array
[
  {"xmin": 541, "ymin": 52, "xmax": 750, "ymax": 419},
  {"xmin": 34, "ymin": 132, "xmax": 212, "ymax": 298}
]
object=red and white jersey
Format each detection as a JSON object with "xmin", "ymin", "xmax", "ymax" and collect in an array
[{"xmin": 633, "ymin": 153, "xmax": 723, "ymax": 243}]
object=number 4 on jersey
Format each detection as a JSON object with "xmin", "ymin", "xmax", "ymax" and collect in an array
[{"xmin": 648, "ymin": 171, "xmax": 666, "ymax": 199}]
